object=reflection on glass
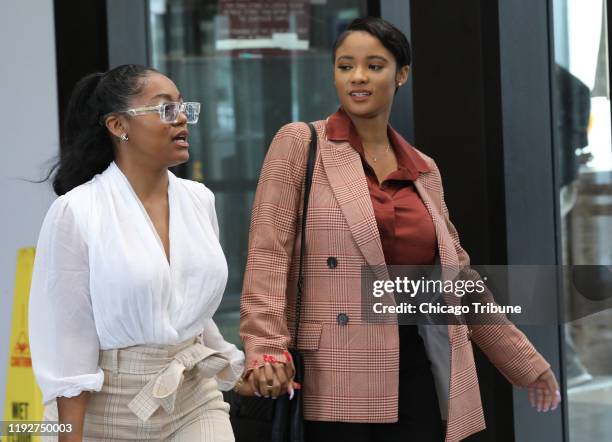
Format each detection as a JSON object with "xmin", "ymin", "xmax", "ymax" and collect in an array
[
  {"xmin": 553, "ymin": 0, "xmax": 612, "ymax": 440},
  {"xmin": 148, "ymin": 0, "xmax": 368, "ymax": 344}
]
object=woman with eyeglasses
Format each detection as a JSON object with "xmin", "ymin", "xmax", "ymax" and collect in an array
[
  {"xmin": 29, "ymin": 64, "xmax": 244, "ymax": 441},
  {"xmin": 239, "ymin": 17, "xmax": 560, "ymax": 441}
]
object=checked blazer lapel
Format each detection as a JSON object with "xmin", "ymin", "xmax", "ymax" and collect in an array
[
  {"xmin": 319, "ymin": 137, "xmax": 389, "ymax": 281},
  {"xmin": 415, "ymin": 170, "xmax": 488, "ymax": 440},
  {"xmin": 413, "ymin": 173, "xmax": 461, "ymax": 306}
]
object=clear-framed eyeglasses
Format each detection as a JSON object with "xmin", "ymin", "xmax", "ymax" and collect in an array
[{"xmin": 102, "ymin": 102, "xmax": 201, "ymax": 125}]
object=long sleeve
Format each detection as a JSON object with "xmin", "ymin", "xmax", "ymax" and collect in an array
[
  {"xmin": 199, "ymin": 186, "xmax": 245, "ymax": 390},
  {"xmin": 432, "ymin": 164, "xmax": 551, "ymax": 387},
  {"xmin": 240, "ymin": 123, "xmax": 310, "ymax": 371},
  {"xmin": 29, "ymin": 196, "xmax": 104, "ymax": 405},
  {"xmin": 201, "ymin": 319, "xmax": 244, "ymax": 390}
]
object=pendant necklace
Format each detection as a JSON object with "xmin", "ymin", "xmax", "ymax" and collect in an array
[{"xmin": 370, "ymin": 145, "xmax": 391, "ymax": 163}]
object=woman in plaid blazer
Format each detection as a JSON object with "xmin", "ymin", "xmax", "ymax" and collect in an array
[{"xmin": 239, "ymin": 17, "xmax": 560, "ymax": 442}]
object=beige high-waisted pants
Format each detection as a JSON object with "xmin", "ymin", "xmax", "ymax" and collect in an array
[{"xmin": 43, "ymin": 337, "xmax": 235, "ymax": 441}]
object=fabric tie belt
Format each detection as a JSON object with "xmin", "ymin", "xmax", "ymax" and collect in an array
[{"xmin": 101, "ymin": 339, "xmax": 230, "ymax": 422}]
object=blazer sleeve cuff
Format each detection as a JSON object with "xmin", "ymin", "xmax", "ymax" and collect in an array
[
  {"xmin": 499, "ymin": 337, "xmax": 551, "ymax": 387},
  {"xmin": 472, "ymin": 324, "xmax": 551, "ymax": 387}
]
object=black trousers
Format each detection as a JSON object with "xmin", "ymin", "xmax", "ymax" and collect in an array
[{"xmin": 304, "ymin": 325, "xmax": 445, "ymax": 441}]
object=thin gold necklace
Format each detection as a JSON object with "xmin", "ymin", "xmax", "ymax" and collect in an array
[{"xmin": 369, "ymin": 145, "xmax": 391, "ymax": 163}]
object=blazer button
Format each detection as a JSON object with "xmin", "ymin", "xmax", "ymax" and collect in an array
[
  {"xmin": 337, "ymin": 313, "xmax": 349, "ymax": 326},
  {"xmin": 327, "ymin": 257, "xmax": 338, "ymax": 269}
]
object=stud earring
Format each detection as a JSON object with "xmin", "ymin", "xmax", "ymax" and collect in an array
[{"xmin": 120, "ymin": 134, "xmax": 129, "ymax": 142}]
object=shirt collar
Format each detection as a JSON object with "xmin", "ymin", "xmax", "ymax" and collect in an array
[{"xmin": 326, "ymin": 108, "xmax": 429, "ymax": 180}]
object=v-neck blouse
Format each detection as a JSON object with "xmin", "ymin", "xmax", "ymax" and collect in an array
[
  {"xmin": 326, "ymin": 108, "xmax": 437, "ymax": 266},
  {"xmin": 29, "ymin": 162, "xmax": 244, "ymax": 404}
]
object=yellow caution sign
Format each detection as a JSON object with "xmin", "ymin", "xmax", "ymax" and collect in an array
[{"xmin": 3, "ymin": 248, "xmax": 43, "ymax": 441}]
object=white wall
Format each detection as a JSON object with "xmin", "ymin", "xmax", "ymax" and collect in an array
[{"xmin": 0, "ymin": 1, "xmax": 59, "ymax": 416}]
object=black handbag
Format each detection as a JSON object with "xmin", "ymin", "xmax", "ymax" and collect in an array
[{"xmin": 227, "ymin": 122, "xmax": 318, "ymax": 442}]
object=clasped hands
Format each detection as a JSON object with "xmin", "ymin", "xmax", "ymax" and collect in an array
[{"xmin": 235, "ymin": 352, "xmax": 299, "ymax": 399}]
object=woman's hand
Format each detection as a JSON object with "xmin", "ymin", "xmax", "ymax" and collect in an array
[
  {"xmin": 526, "ymin": 368, "xmax": 561, "ymax": 412},
  {"xmin": 247, "ymin": 359, "xmax": 296, "ymax": 399},
  {"xmin": 235, "ymin": 351, "xmax": 299, "ymax": 398}
]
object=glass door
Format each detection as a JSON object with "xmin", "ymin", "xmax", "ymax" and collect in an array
[{"xmin": 552, "ymin": 0, "xmax": 612, "ymax": 440}]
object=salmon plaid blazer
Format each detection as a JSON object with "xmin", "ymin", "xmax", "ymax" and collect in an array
[{"xmin": 239, "ymin": 119, "xmax": 550, "ymax": 442}]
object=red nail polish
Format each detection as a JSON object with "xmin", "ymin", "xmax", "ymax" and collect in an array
[
  {"xmin": 294, "ymin": 382, "xmax": 301, "ymax": 390},
  {"xmin": 263, "ymin": 354, "xmax": 281, "ymax": 364},
  {"xmin": 284, "ymin": 350, "xmax": 293, "ymax": 362}
]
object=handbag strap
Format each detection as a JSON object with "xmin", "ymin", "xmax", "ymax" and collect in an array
[{"xmin": 292, "ymin": 123, "xmax": 317, "ymax": 349}]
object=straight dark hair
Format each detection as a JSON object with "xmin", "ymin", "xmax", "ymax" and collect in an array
[
  {"xmin": 49, "ymin": 64, "xmax": 158, "ymax": 195},
  {"xmin": 332, "ymin": 17, "xmax": 412, "ymax": 69}
]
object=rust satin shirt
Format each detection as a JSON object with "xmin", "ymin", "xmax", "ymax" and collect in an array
[{"xmin": 326, "ymin": 109, "xmax": 437, "ymax": 266}]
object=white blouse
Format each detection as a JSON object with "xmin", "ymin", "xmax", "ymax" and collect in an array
[{"xmin": 29, "ymin": 162, "xmax": 244, "ymax": 405}]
